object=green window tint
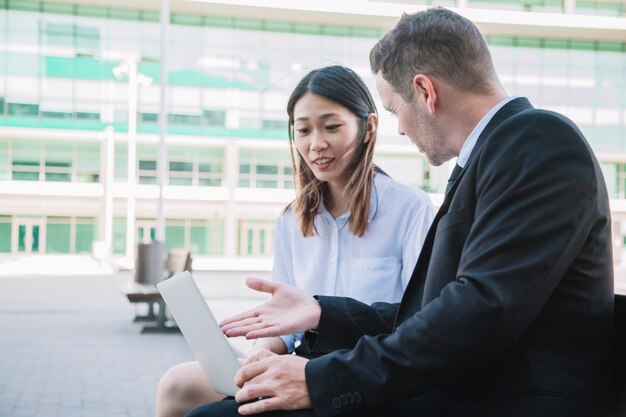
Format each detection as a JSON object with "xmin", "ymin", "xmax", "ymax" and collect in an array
[
  {"xmin": 239, "ymin": 148, "xmax": 292, "ymax": 189},
  {"xmin": 44, "ymin": 55, "xmax": 117, "ymax": 80},
  {"xmin": 0, "ymin": 139, "xmax": 8, "ymax": 180},
  {"xmin": 44, "ymin": 23, "xmax": 74, "ymax": 48},
  {"xmin": 166, "ymin": 223, "xmax": 185, "ymax": 252},
  {"xmin": 138, "ymin": 144, "xmax": 157, "ymax": 184},
  {"xmin": 0, "ymin": 217, "xmax": 11, "ymax": 253},
  {"xmin": 204, "ymin": 110, "xmax": 226, "ymax": 127},
  {"xmin": 76, "ymin": 143, "xmax": 100, "ymax": 183},
  {"xmin": 75, "ymin": 219, "xmax": 96, "ymax": 253},
  {"xmin": 190, "ymin": 224, "xmax": 209, "ymax": 255},
  {"xmin": 258, "ymin": 229, "xmax": 266, "ymax": 254},
  {"xmin": 238, "ymin": 220, "xmax": 273, "ymax": 257},
  {"xmin": 246, "ymin": 229, "xmax": 254, "ymax": 255},
  {"xmin": 46, "ymin": 218, "xmax": 71, "ymax": 253},
  {"xmin": 198, "ymin": 146, "xmax": 224, "ymax": 186},
  {"xmin": 75, "ymin": 4, "xmax": 108, "ymax": 18},
  {"xmin": 9, "ymin": 1, "xmax": 39, "ymax": 12},
  {"xmin": 42, "ymin": 2, "xmax": 73, "ymax": 14},
  {"xmin": 110, "ymin": 8, "xmax": 140, "ymax": 21},
  {"xmin": 113, "ymin": 217, "xmax": 126, "ymax": 254},
  {"xmin": 12, "ymin": 139, "xmax": 40, "ymax": 181},
  {"xmin": 114, "ymin": 143, "xmax": 128, "ymax": 181},
  {"xmin": 8, "ymin": 102, "xmax": 38, "ymax": 116},
  {"xmin": 577, "ymin": 0, "xmax": 625, "ymax": 16},
  {"xmin": 600, "ymin": 163, "xmax": 618, "ymax": 199},
  {"xmin": 171, "ymin": 13, "xmax": 203, "ymax": 27},
  {"xmin": 256, "ymin": 164, "xmax": 277, "ymax": 175},
  {"xmin": 45, "ymin": 142, "xmax": 72, "ymax": 182}
]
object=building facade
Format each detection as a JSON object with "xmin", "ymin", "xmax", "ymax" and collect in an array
[{"xmin": 0, "ymin": 0, "xmax": 624, "ymax": 269}]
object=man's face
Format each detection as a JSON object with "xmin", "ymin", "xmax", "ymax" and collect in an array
[{"xmin": 376, "ymin": 73, "xmax": 449, "ymax": 166}]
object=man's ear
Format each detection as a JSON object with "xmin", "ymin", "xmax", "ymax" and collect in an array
[
  {"xmin": 412, "ymin": 74, "xmax": 437, "ymax": 114},
  {"xmin": 364, "ymin": 113, "xmax": 378, "ymax": 143}
]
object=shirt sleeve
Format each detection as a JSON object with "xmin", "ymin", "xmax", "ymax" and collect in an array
[
  {"xmin": 271, "ymin": 210, "xmax": 299, "ymax": 353},
  {"xmin": 400, "ymin": 192, "xmax": 436, "ymax": 289}
]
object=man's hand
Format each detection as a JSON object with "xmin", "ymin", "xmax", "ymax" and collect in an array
[
  {"xmin": 220, "ymin": 277, "xmax": 321, "ymax": 339},
  {"xmin": 234, "ymin": 350, "xmax": 311, "ymax": 415}
]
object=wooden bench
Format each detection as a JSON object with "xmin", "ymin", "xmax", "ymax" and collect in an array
[
  {"xmin": 121, "ymin": 282, "xmax": 179, "ymax": 333},
  {"xmin": 122, "ymin": 250, "xmax": 192, "ymax": 333}
]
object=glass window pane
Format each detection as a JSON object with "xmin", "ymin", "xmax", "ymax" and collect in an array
[
  {"xmin": 113, "ymin": 217, "xmax": 126, "ymax": 254},
  {"xmin": 190, "ymin": 225, "xmax": 209, "ymax": 255},
  {"xmin": 46, "ymin": 220, "xmax": 71, "ymax": 253},
  {"xmin": 75, "ymin": 222, "xmax": 96, "ymax": 253},
  {"xmin": 166, "ymin": 224, "xmax": 185, "ymax": 251},
  {"xmin": 0, "ymin": 139, "xmax": 8, "ymax": 180},
  {"xmin": 0, "ymin": 218, "xmax": 11, "ymax": 253}
]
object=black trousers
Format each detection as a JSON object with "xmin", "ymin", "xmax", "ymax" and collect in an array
[{"xmin": 184, "ymin": 394, "xmax": 445, "ymax": 417}]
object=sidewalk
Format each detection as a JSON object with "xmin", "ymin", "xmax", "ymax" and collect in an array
[
  {"xmin": 1, "ymin": 257, "xmax": 625, "ymax": 417},
  {"xmin": 0, "ymin": 268, "xmax": 269, "ymax": 417}
]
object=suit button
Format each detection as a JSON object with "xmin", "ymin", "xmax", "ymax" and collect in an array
[
  {"xmin": 339, "ymin": 394, "xmax": 349, "ymax": 406},
  {"xmin": 354, "ymin": 391, "xmax": 362, "ymax": 404},
  {"xmin": 346, "ymin": 392, "xmax": 355, "ymax": 405},
  {"xmin": 332, "ymin": 397, "xmax": 342, "ymax": 409}
]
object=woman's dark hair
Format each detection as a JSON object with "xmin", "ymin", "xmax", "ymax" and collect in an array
[{"xmin": 286, "ymin": 65, "xmax": 378, "ymax": 237}]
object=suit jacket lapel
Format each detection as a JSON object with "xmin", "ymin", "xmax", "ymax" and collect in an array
[{"xmin": 393, "ymin": 97, "xmax": 534, "ymax": 328}]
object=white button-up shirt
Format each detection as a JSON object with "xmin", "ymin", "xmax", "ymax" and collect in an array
[{"xmin": 271, "ymin": 173, "xmax": 435, "ymax": 352}]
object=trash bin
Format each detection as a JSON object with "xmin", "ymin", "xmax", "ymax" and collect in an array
[{"xmin": 135, "ymin": 241, "xmax": 165, "ymax": 285}]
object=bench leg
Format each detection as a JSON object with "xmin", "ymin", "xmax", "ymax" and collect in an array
[
  {"xmin": 133, "ymin": 301, "xmax": 158, "ymax": 322},
  {"xmin": 141, "ymin": 300, "xmax": 180, "ymax": 334}
]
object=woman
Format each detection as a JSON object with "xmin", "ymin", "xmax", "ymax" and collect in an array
[{"xmin": 156, "ymin": 65, "xmax": 434, "ymax": 417}]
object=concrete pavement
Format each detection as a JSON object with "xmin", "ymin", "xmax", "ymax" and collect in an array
[
  {"xmin": 0, "ymin": 269, "xmax": 269, "ymax": 417},
  {"xmin": 1, "ymin": 256, "xmax": 625, "ymax": 417}
]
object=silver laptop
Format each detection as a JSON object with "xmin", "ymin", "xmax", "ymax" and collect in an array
[{"xmin": 157, "ymin": 271, "xmax": 240, "ymax": 396}]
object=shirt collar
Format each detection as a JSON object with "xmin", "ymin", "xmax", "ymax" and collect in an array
[
  {"xmin": 457, "ymin": 95, "xmax": 519, "ymax": 168},
  {"xmin": 317, "ymin": 172, "xmax": 382, "ymax": 224}
]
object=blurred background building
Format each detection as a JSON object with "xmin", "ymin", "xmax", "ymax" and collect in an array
[{"xmin": 0, "ymin": 0, "xmax": 624, "ymax": 270}]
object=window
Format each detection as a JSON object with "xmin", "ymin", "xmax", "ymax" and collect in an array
[
  {"xmin": 203, "ymin": 110, "xmax": 226, "ymax": 127},
  {"xmin": 169, "ymin": 145, "xmax": 223, "ymax": 187},
  {"xmin": 45, "ymin": 142, "xmax": 72, "ymax": 182},
  {"xmin": 0, "ymin": 139, "xmax": 8, "ymax": 181},
  {"xmin": 169, "ymin": 161, "xmax": 193, "ymax": 186},
  {"xmin": 238, "ymin": 148, "xmax": 293, "ymax": 189},
  {"xmin": 8, "ymin": 102, "xmax": 38, "ymax": 117},
  {"xmin": 46, "ymin": 217, "xmax": 71, "ymax": 254},
  {"xmin": 138, "ymin": 144, "xmax": 157, "ymax": 184},
  {"xmin": 75, "ymin": 217, "xmax": 96, "ymax": 253},
  {"xmin": 238, "ymin": 220, "xmax": 275, "ymax": 257},
  {"xmin": 76, "ymin": 143, "xmax": 100, "ymax": 183},
  {"xmin": 0, "ymin": 216, "xmax": 11, "ymax": 253},
  {"xmin": 113, "ymin": 217, "xmax": 127, "ymax": 254},
  {"xmin": 12, "ymin": 140, "xmax": 41, "ymax": 181}
]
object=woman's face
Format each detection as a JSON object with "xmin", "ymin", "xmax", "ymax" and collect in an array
[{"xmin": 292, "ymin": 93, "xmax": 363, "ymax": 189}]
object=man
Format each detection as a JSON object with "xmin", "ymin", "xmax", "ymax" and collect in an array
[{"xmin": 189, "ymin": 7, "xmax": 614, "ymax": 417}]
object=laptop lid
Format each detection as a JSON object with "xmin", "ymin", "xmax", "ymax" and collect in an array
[{"xmin": 157, "ymin": 271, "xmax": 240, "ymax": 396}]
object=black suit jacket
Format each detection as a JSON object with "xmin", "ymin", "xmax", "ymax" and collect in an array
[{"xmin": 303, "ymin": 98, "xmax": 614, "ymax": 417}]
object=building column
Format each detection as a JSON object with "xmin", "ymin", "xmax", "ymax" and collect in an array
[{"xmin": 224, "ymin": 140, "xmax": 238, "ymax": 257}]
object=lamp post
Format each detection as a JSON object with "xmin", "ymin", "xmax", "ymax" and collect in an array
[{"xmin": 113, "ymin": 59, "xmax": 153, "ymax": 268}]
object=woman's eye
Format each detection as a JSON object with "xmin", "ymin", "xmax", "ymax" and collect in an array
[
  {"xmin": 326, "ymin": 124, "xmax": 340, "ymax": 131},
  {"xmin": 296, "ymin": 128, "xmax": 309, "ymax": 134}
]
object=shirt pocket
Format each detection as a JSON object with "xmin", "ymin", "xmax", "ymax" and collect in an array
[{"xmin": 350, "ymin": 256, "xmax": 402, "ymax": 305}]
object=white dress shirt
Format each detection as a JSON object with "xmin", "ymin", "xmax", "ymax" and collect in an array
[
  {"xmin": 457, "ymin": 95, "xmax": 519, "ymax": 168},
  {"xmin": 271, "ymin": 173, "xmax": 435, "ymax": 352}
]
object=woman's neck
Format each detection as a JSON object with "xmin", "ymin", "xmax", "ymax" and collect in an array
[{"xmin": 325, "ymin": 181, "xmax": 351, "ymax": 219}]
